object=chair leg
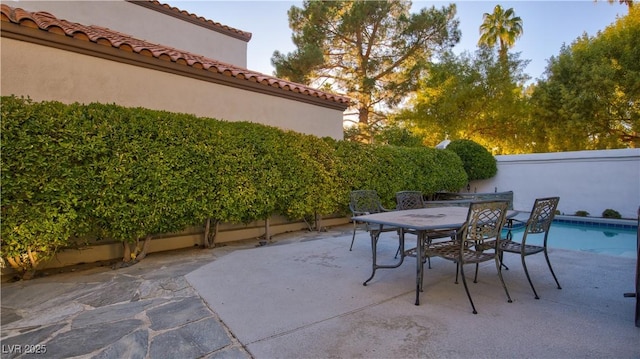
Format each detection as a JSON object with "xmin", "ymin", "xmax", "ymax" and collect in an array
[
  {"xmin": 419, "ymin": 255, "xmax": 425, "ymax": 293},
  {"xmin": 521, "ymin": 254, "xmax": 540, "ymax": 299},
  {"xmin": 499, "ymin": 251, "xmax": 509, "ymax": 270},
  {"xmin": 473, "ymin": 263, "xmax": 479, "ymax": 283},
  {"xmin": 455, "ymin": 262, "xmax": 460, "ymax": 284},
  {"xmin": 495, "ymin": 257, "xmax": 513, "ymax": 304},
  {"xmin": 395, "ymin": 230, "xmax": 404, "ymax": 258},
  {"xmin": 349, "ymin": 221, "xmax": 357, "ymax": 251},
  {"xmin": 544, "ymin": 248, "xmax": 562, "ymax": 290},
  {"xmin": 459, "ymin": 262, "xmax": 478, "ymax": 314}
]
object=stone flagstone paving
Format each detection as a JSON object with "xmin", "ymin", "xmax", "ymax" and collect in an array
[{"xmin": 0, "ymin": 238, "xmax": 273, "ymax": 359}]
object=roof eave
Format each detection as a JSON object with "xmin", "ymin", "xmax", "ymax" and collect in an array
[{"xmin": 1, "ymin": 22, "xmax": 350, "ymax": 111}]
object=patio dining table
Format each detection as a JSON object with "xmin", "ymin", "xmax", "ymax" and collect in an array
[{"xmin": 353, "ymin": 206, "xmax": 518, "ymax": 306}]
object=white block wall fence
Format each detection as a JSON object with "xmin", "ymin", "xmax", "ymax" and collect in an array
[{"xmin": 467, "ymin": 149, "xmax": 640, "ymax": 219}]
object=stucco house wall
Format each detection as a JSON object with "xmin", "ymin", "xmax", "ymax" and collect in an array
[
  {"xmin": 2, "ymin": 38, "xmax": 343, "ymax": 138},
  {"xmin": 5, "ymin": 0, "xmax": 250, "ymax": 67}
]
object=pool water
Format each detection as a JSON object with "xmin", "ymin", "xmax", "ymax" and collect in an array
[{"xmin": 504, "ymin": 222, "xmax": 638, "ymax": 258}]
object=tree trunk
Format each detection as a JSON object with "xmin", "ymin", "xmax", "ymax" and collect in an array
[
  {"xmin": 122, "ymin": 242, "xmax": 132, "ymax": 263},
  {"xmin": 358, "ymin": 106, "xmax": 369, "ymax": 126},
  {"xmin": 6, "ymin": 256, "xmax": 21, "ymax": 272},
  {"xmin": 6, "ymin": 256, "xmax": 36, "ymax": 280},
  {"xmin": 135, "ymin": 235, "xmax": 152, "ymax": 261},
  {"xmin": 210, "ymin": 220, "xmax": 219, "ymax": 248},
  {"xmin": 204, "ymin": 218, "xmax": 211, "ymax": 248},
  {"xmin": 203, "ymin": 218, "xmax": 218, "ymax": 248},
  {"xmin": 27, "ymin": 248, "xmax": 38, "ymax": 268},
  {"xmin": 315, "ymin": 211, "xmax": 325, "ymax": 232},
  {"xmin": 263, "ymin": 217, "xmax": 271, "ymax": 243}
]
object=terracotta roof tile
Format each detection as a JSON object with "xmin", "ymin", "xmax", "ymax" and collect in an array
[{"xmin": 0, "ymin": 4, "xmax": 351, "ymax": 107}]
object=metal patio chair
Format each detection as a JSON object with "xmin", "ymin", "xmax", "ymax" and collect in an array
[
  {"xmin": 499, "ymin": 197, "xmax": 562, "ymax": 299},
  {"xmin": 395, "ymin": 191, "xmax": 426, "ymax": 211},
  {"xmin": 425, "ymin": 200, "xmax": 512, "ymax": 314},
  {"xmin": 396, "ymin": 191, "xmax": 456, "ymax": 266},
  {"xmin": 349, "ymin": 190, "xmax": 398, "ymax": 251}
]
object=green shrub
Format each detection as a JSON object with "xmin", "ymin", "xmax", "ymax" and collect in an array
[
  {"xmin": 602, "ymin": 209, "xmax": 622, "ymax": 219},
  {"xmin": 445, "ymin": 139, "xmax": 497, "ymax": 181},
  {"xmin": 331, "ymin": 140, "xmax": 467, "ymax": 209},
  {"xmin": 1, "ymin": 97, "xmax": 98, "ymax": 278},
  {"xmin": 575, "ymin": 210, "xmax": 590, "ymax": 217},
  {"xmin": 276, "ymin": 131, "xmax": 342, "ymax": 221},
  {"xmin": 1, "ymin": 96, "xmax": 468, "ymax": 277}
]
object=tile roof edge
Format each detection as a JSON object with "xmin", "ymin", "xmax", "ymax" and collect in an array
[
  {"xmin": 127, "ymin": 0, "xmax": 252, "ymax": 42},
  {"xmin": 0, "ymin": 4, "xmax": 351, "ymax": 110}
]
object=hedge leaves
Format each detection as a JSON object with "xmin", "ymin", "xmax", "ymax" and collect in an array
[{"xmin": 1, "ymin": 96, "xmax": 467, "ymax": 275}]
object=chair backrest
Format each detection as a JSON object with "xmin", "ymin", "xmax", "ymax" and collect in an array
[
  {"xmin": 349, "ymin": 190, "xmax": 384, "ymax": 215},
  {"xmin": 463, "ymin": 200, "xmax": 509, "ymax": 245},
  {"xmin": 526, "ymin": 197, "xmax": 560, "ymax": 234},
  {"xmin": 395, "ymin": 191, "xmax": 425, "ymax": 210}
]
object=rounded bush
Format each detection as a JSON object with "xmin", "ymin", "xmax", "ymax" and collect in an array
[
  {"xmin": 602, "ymin": 209, "xmax": 621, "ymax": 219},
  {"xmin": 445, "ymin": 139, "xmax": 497, "ymax": 181}
]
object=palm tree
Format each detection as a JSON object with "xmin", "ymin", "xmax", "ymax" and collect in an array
[{"xmin": 478, "ymin": 5, "xmax": 523, "ymax": 62}]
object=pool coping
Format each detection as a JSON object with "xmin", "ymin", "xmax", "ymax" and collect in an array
[
  {"xmin": 508, "ymin": 213, "xmax": 638, "ymax": 230},
  {"xmin": 554, "ymin": 215, "xmax": 637, "ymax": 230}
]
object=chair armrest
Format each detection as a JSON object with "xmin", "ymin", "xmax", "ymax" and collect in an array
[{"xmin": 508, "ymin": 217, "xmax": 526, "ymax": 225}]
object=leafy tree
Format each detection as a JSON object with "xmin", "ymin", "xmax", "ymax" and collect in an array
[
  {"xmin": 373, "ymin": 125, "xmax": 424, "ymax": 147},
  {"xmin": 478, "ymin": 5, "xmax": 523, "ymax": 62},
  {"xmin": 272, "ymin": 0, "xmax": 460, "ymax": 142},
  {"xmin": 395, "ymin": 48, "xmax": 531, "ymax": 154},
  {"xmin": 530, "ymin": 6, "xmax": 639, "ymax": 150}
]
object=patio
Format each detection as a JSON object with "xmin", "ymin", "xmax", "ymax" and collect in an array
[
  {"xmin": 188, "ymin": 227, "xmax": 639, "ymax": 358},
  {"xmin": 1, "ymin": 225, "xmax": 638, "ymax": 358}
]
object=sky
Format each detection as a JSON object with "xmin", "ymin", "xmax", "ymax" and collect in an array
[{"xmin": 163, "ymin": 1, "xmax": 629, "ymax": 83}]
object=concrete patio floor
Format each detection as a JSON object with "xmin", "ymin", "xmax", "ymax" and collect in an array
[
  {"xmin": 2, "ymin": 225, "xmax": 639, "ymax": 358},
  {"xmin": 188, "ymin": 227, "xmax": 639, "ymax": 358}
]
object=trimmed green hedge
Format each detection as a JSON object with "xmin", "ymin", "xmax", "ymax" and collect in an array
[{"xmin": 1, "ymin": 96, "xmax": 467, "ymax": 275}]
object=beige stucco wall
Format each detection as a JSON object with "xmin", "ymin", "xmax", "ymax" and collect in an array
[
  {"xmin": 1, "ymin": 38, "xmax": 344, "ymax": 139},
  {"xmin": 4, "ymin": 0, "xmax": 248, "ymax": 67}
]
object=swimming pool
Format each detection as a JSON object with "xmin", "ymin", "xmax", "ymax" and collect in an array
[{"xmin": 504, "ymin": 217, "xmax": 638, "ymax": 258}]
